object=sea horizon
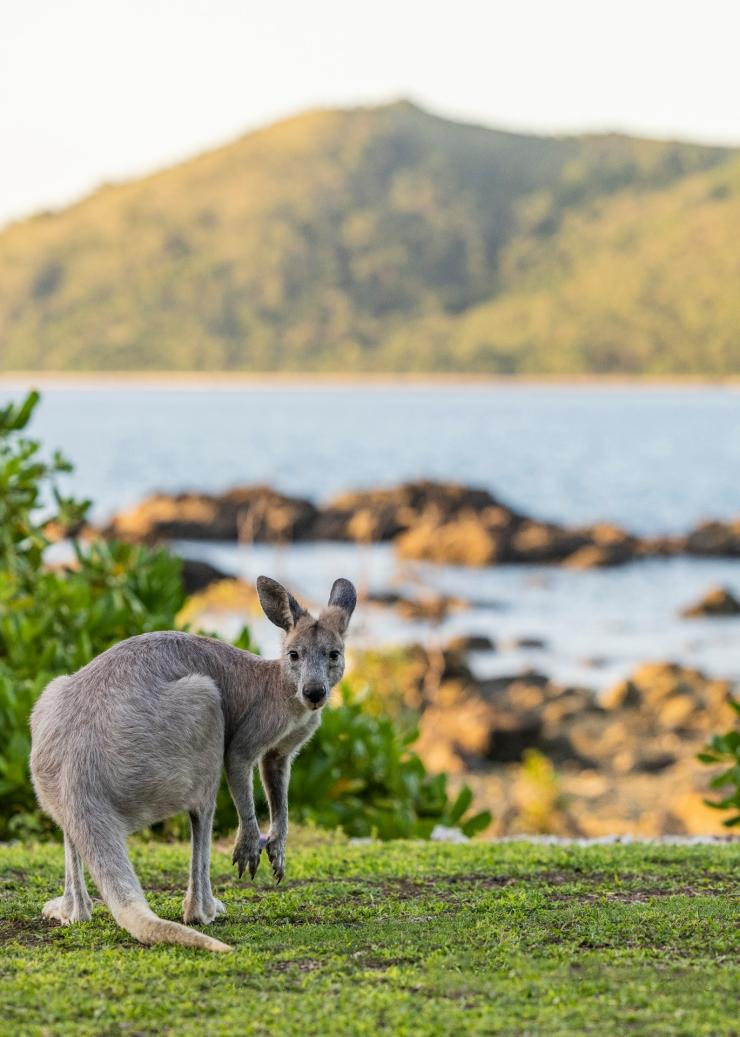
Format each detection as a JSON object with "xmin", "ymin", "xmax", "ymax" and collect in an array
[{"xmin": 2, "ymin": 371, "xmax": 739, "ymax": 391}]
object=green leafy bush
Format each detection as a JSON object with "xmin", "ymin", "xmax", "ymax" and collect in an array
[
  {"xmin": 0, "ymin": 390, "xmax": 491, "ymax": 841},
  {"xmin": 289, "ymin": 684, "xmax": 491, "ymax": 838},
  {"xmin": 698, "ymin": 698, "xmax": 740, "ymax": 827}
]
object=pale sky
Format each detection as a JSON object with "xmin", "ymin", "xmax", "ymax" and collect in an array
[{"xmin": 2, "ymin": 0, "xmax": 739, "ymax": 227}]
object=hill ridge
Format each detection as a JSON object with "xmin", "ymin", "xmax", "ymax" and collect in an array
[{"xmin": 0, "ymin": 101, "xmax": 737, "ymax": 373}]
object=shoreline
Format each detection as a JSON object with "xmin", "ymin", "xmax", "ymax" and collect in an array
[{"xmin": 1, "ymin": 371, "xmax": 739, "ymax": 391}]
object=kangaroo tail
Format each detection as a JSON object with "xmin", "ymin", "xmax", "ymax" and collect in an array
[
  {"xmin": 115, "ymin": 901, "xmax": 231, "ymax": 952},
  {"xmin": 69, "ymin": 815, "xmax": 231, "ymax": 953}
]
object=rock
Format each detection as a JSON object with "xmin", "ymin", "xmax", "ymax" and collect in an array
[
  {"xmin": 564, "ymin": 543, "xmax": 629, "ymax": 569},
  {"xmin": 601, "ymin": 678, "xmax": 642, "ymax": 710},
  {"xmin": 416, "ymin": 696, "xmax": 496, "ymax": 772},
  {"xmin": 601, "ymin": 663, "xmax": 732, "ymax": 734},
  {"xmin": 658, "ymin": 695, "xmax": 696, "ymax": 729},
  {"xmin": 685, "ymin": 519, "xmax": 740, "ymax": 556},
  {"xmin": 630, "ymin": 750, "xmax": 678, "ymax": 773},
  {"xmin": 638, "ymin": 534, "xmax": 685, "ymax": 558},
  {"xmin": 430, "ymin": 825, "xmax": 470, "ymax": 843},
  {"xmin": 313, "ymin": 481, "xmax": 518, "ymax": 542},
  {"xmin": 445, "ymin": 634, "xmax": 496, "ymax": 653},
  {"xmin": 478, "ymin": 671, "xmax": 552, "ymax": 702},
  {"xmin": 176, "ymin": 578, "xmax": 260, "ymax": 628},
  {"xmin": 509, "ymin": 521, "xmax": 589, "ymax": 563},
  {"xmin": 540, "ymin": 687, "xmax": 600, "ymax": 726},
  {"xmin": 511, "ymin": 637, "xmax": 547, "ymax": 650},
  {"xmin": 485, "ymin": 713, "xmax": 545, "ymax": 763},
  {"xmin": 101, "ymin": 486, "xmax": 318, "ymax": 543},
  {"xmin": 395, "ymin": 513, "xmax": 506, "ymax": 566},
  {"xmin": 99, "ymin": 478, "xmax": 740, "ymax": 574},
  {"xmin": 681, "ymin": 585, "xmax": 740, "ymax": 618},
  {"xmin": 391, "ymin": 486, "xmax": 641, "ymax": 569},
  {"xmin": 179, "ymin": 557, "xmax": 231, "ymax": 594},
  {"xmin": 366, "ymin": 590, "xmax": 467, "ymax": 621},
  {"xmin": 440, "ymin": 648, "xmax": 475, "ymax": 682},
  {"xmin": 581, "ymin": 657, "xmax": 609, "ymax": 669}
]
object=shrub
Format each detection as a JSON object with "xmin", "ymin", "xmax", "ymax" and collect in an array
[
  {"xmin": 289, "ymin": 684, "xmax": 491, "ymax": 838},
  {"xmin": 698, "ymin": 698, "xmax": 740, "ymax": 827}
]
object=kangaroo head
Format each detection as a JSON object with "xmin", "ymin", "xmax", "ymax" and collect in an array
[{"xmin": 256, "ymin": 576, "xmax": 357, "ymax": 711}]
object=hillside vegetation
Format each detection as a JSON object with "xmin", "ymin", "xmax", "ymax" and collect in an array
[{"xmin": 1, "ymin": 101, "xmax": 738, "ymax": 373}]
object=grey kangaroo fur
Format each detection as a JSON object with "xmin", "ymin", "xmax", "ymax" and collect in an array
[{"xmin": 30, "ymin": 575, "xmax": 357, "ymax": 953}]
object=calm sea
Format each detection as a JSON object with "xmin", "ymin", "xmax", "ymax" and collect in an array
[
  {"xmin": 7, "ymin": 381, "xmax": 740, "ymax": 530},
  {"xmin": 8, "ymin": 381, "xmax": 740, "ymax": 689}
]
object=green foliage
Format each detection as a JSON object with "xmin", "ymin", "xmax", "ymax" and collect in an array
[
  {"xmin": 698, "ymin": 698, "xmax": 740, "ymax": 826},
  {"xmin": 0, "ymin": 101, "xmax": 737, "ymax": 374},
  {"xmin": 0, "ymin": 391, "xmax": 490, "ymax": 841},
  {"xmin": 0, "ymin": 392, "xmax": 185, "ymax": 835},
  {"xmin": 274, "ymin": 684, "xmax": 489, "ymax": 838}
]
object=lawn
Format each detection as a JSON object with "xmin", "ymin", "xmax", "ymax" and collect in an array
[{"xmin": 1, "ymin": 835, "xmax": 738, "ymax": 1037}]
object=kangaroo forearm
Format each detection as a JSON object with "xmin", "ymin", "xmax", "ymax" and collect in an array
[
  {"xmin": 225, "ymin": 749, "xmax": 258, "ymax": 829},
  {"xmin": 259, "ymin": 752, "xmax": 291, "ymax": 834}
]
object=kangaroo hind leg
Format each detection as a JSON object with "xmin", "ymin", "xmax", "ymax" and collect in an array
[
  {"xmin": 72, "ymin": 815, "xmax": 230, "ymax": 952},
  {"xmin": 183, "ymin": 805, "xmax": 226, "ymax": 925},
  {"xmin": 42, "ymin": 832, "xmax": 93, "ymax": 924}
]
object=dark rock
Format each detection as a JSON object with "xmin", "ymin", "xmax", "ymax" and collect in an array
[
  {"xmin": 563, "ymin": 525, "xmax": 638, "ymax": 568},
  {"xmin": 445, "ymin": 634, "xmax": 496, "ymax": 653},
  {"xmin": 511, "ymin": 637, "xmax": 547, "ymax": 650},
  {"xmin": 485, "ymin": 714, "xmax": 544, "ymax": 763},
  {"xmin": 478, "ymin": 672, "xmax": 552, "ymax": 702},
  {"xmin": 179, "ymin": 557, "xmax": 231, "ymax": 595},
  {"xmin": 632, "ymin": 750, "xmax": 678, "ymax": 773},
  {"xmin": 366, "ymin": 590, "xmax": 466, "ymax": 621},
  {"xmin": 98, "ymin": 479, "xmax": 740, "ymax": 573},
  {"xmin": 102, "ymin": 485, "xmax": 318, "ymax": 543},
  {"xmin": 314, "ymin": 480, "xmax": 518, "ymax": 543},
  {"xmin": 510, "ymin": 521, "xmax": 590, "ymax": 563},
  {"xmin": 440, "ymin": 649, "xmax": 475, "ymax": 683},
  {"xmin": 685, "ymin": 519, "xmax": 740, "ymax": 556},
  {"xmin": 681, "ymin": 585, "xmax": 740, "ymax": 618}
]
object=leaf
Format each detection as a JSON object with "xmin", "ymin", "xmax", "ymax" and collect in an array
[{"xmin": 461, "ymin": 811, "xmax": 493, "ymax": 837}]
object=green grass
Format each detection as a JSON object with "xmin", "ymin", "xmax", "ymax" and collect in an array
[{"xmin": 1, "ymin": 836, "xmax": 739, "ymax": 1036}]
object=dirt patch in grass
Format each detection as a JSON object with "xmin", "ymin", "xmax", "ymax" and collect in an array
[
  {"xmin": 0, "ymin": 917, "xmax": 58, "ymax": 947},
  {"xmin": 0, "ymin": 868, "xmax": 29, "ymax": 886},
  {"xmin": 138, "ymin": 869, "xmax": 736, "ymax": 910},
  {"xmin": 273, "ymin": 957, "xmax": 323, "ymax": 973},
  {"xmin": 549, "ymin": 885, "xmax": 731, "ymax": 903}
]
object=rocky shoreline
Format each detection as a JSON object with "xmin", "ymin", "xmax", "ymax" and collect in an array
[
  {"xmin": 383, "ymin": 644, "xmax": 737, "ymax": 837},
  {"xmin": 97, "ymin": 480, "xmax": 740, "ymax": 569},
  {"xmin": 167, "ymin": 567, "xmax": 740, "ymax": 837}
]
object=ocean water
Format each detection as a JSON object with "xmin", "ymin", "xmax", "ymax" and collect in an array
[
  {"xmin": 11, "ymin": 381, "xmax": 740, "ymax": 532},
  {"xmin": 8, "ymin": 381, "xmax": 740, "ymax": 689}
]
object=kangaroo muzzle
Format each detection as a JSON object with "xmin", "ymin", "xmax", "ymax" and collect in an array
[{"xmin": 302, "ymin": 682, "xmax": 328, "ymax": 708}]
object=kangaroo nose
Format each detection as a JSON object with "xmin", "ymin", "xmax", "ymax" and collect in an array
[{"xmin": 303, "ymin": 683, "xmax": 327, "ymax": 706}]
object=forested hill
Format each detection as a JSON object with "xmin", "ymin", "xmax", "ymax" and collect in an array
[{"xmin": 1, "ymin": 100, "xmax": 738, "ymax": 374}]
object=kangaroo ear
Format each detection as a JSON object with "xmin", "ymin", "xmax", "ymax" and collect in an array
[
  {"xmin": 322, "ymin": 578, "xmax": 357, "ymax": 635},
  {"xmin": 256, "ymin": 576, "xmax": 307, "ymax": 631}
]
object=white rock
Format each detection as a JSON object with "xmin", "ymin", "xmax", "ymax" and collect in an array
[{"xmin": 430, "ymin": 825, "xmax": 469, "ymax": 844}]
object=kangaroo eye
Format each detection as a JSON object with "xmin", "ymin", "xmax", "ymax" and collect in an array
[
  {"xmin": 288, "ymin": 650, "xmax": 300, "ymax": 662},
  {"xmin": 329, "ymin": 650, "xmax": 341, "ymax": 661}
]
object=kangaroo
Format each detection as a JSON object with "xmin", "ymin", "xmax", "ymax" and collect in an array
[{"xmin": 29, "ymin": 575, "xmax": 356, "ymax": 952}]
